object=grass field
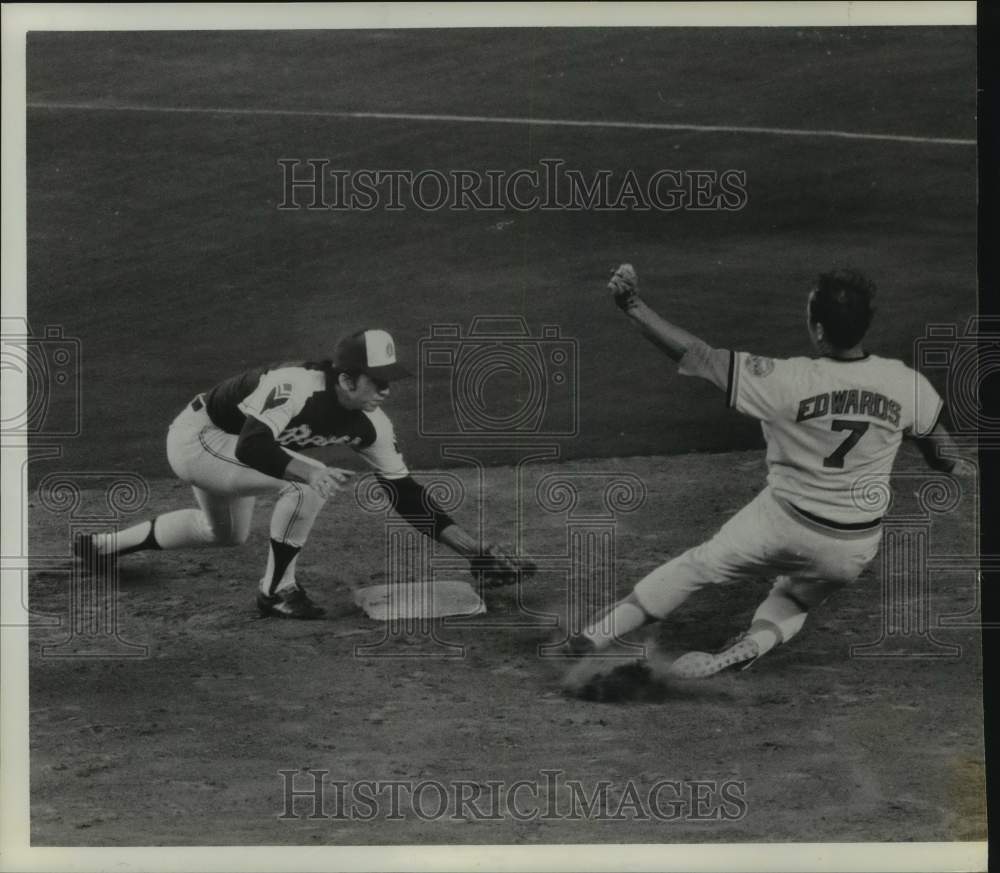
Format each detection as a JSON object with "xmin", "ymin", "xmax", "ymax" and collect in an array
[
  {"xmin": 21, "ymin": 27, "xmax": 984, "ymax": 847},
  {"xmin": 26, "ymin": 28, "xmax": 977, "ymax": 473}
]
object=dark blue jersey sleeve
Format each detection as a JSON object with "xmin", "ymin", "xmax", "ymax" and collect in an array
[
  {"xmin": 235, "ymin": 415, "xmax": 293, "ymax": 480},
  {"xmin": 374, "ymin": 474, "xmax": 456, "ymax": 538}
]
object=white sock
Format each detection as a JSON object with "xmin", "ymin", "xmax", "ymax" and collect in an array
[
  {"xmin": 92, "ymin": 520, "xmax": 153, "ymax": 556},
  {"xmin": 582, "ymin": 600, "xmax": 650, "ymax": 650},
  {"xmin": 94, "ymin": 514, "xmax": 210, "ymax": 556},
  {"xmin": 748, "ymin": 591, "xmax": 809, "ymax": 655}
]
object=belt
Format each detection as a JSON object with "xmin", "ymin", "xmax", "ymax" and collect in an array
[
  {"xmin": 190, "ymin": 393, "xmax": 206, "ymax": 413},
  {"xmin": 788, "ymin": 501, "xmax": 882, "ymax": 532}
]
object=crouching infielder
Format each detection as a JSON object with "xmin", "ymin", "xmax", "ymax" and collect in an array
[{"xmin": 76, "ymin": 329, "xmax": 534, "ymax": 619}]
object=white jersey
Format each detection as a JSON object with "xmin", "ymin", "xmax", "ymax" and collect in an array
[
  {"xmin": 725, "ymin": 352, "xmax": 943, "ymax": 523},
  {"xmin": 200, "ymin": 362, "xmax": 409, "ymax": 480}
]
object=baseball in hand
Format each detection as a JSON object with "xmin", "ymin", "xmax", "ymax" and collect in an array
[
  {"xmin": 608, "ymin": 263, "xmax": 640, "ymax": 309},
  {"xmin": 614, "ymin": 263, "xmax": 637, "ymax": 286}
]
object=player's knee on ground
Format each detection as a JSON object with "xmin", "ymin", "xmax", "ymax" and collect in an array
[
  {"xmin": 151, "ymin": 507, "xmax": 250, "ymax": 550},
  {"xmin": 188, "ymin": 508, "xmax": 251, "ymax": 547},
  {"xmin": 204, "ymin": 515, "xmax": 251, "ymax": 547},
  {"xmin": 212, "ymin": 526, "xmax": 251, "ymax": 547}
]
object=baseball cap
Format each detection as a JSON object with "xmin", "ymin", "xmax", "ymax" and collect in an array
[{"xmin": 333, "ymin": 329, "xmax": 412, "ymax": 381}]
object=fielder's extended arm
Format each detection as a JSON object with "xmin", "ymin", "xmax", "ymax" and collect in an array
[
  {"xmin": 374, "ymin": 473, "xmax": 480, "ymax": 556},
  {"xmin": 608, "ymin": 263, "xmax": 731, "ymax": 391},
  {"xmin": 374, "ymin": 474, "xmax": 457, "ymax": 539},
  {"xmin": 374, "ymin": 474, "xmax": 536, "ymax": 584}
]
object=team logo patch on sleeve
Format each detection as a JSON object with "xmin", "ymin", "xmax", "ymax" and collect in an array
[
  {"xmin": 262, "ymin": 383, "xmax": 294, "ymax": 411},
  {"xmin": 745, "ymin": 355, "xmax": 775, "ymax": 377}
]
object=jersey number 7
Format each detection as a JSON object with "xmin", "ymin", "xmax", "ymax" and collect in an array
[{"xmin": 823, "ymin": 419, "xmax": 870, "ymax": 469}]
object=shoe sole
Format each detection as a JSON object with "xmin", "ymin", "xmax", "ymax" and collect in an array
[
  {"xmin": 256, "ymin": 596, "xmax": 325, "ymax": 620},
  {"xmin": 72, "ymin": 537, "xmax": 115, "ymax": 577},
  {"xmin": 257, "ymin": 607, "xmax": 326, "ymax": 620}
]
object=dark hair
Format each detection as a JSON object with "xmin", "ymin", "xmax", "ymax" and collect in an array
[
  {"xmin": 304, "ymin": 359, "xmax": 358, "ymax": 388},
  {"xmin": 809, "ymin": 269, "xmax": 877, "ymax": 348}
]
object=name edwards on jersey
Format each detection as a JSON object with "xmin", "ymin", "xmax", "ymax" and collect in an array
[{"xmin": 795, "ymin": 388, "xmax": 902, "ymax": 427}]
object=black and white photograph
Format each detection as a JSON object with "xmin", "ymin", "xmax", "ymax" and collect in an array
[{"xmin": 1, "ymin": 3, "xmax": 991, "ymax": 871}]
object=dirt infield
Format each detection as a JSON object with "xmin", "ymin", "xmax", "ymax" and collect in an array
[{"xmin": 27, "ymin": 450, "xmax": 984, "ymax": 845}]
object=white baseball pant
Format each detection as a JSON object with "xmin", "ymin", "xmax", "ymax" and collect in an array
[
  {"xmin": 633, "ymin": 487, "xmax": 883, "ymax": 619},
  {"xmin": 163, "ymin": 398, "xmax": 328, "ymax": 550}
]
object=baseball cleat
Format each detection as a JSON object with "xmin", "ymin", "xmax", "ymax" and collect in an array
[
  {"xmin": 668, "ymin": 636, "xmax": 760, "ymax": 679},
  {"xmin": 544, "ymin": 633, "xmax": 596, "ymax": 658},
  {"xmin": 72, "ymin": 532, "xmax": 94, "ymax": 562},
  {"xmin": 256, "ymin": 586, "xmax": 326, "ymax": 620},
  {"xmin": 72, "ymin": 533, "xmax": 111, "ymax": 576},
  {"xmin": 566, "ymin": 633, "xmax": 597, "ymax": 656}
]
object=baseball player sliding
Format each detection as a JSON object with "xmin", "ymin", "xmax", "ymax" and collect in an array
[
  {"xmin": 567, "ymin": 264, "xmax": 972, "ymax": 685},
  {"xmin": 75, "ymin": 329, "xmax": 534, "ymax": 619}
]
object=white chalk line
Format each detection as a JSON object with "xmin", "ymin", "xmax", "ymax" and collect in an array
[{"xmin": 26, "ymin": 101, "xmax": 976, "ymax": 147}]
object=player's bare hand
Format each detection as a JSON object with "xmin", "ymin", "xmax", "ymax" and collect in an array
[
  {"xmin": 608, "ymin": 263, "xmax": 640, "ymax": 311},
  {"xmin": 950, "ymin": 457, "xmax": 977, "ymax": 480},
  {"xmin": 307, "ymin": 466, "xmax": 354, "ymax": 499}
]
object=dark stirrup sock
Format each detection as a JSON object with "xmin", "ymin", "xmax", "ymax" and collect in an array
[{"xmin": 266, "ymin": 539, "xmax": 302, "ymax": 595}]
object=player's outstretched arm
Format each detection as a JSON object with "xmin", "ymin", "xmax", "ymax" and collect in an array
[
  {"xmin": 909, "ymin": 421, "xmax": 977, "ymax": 478},
  {"xmin": 374, "ymin": 474, "xmax": 536, "ymax": 586},
  {"xmin": 607, "ymin": 263, "xmax": 731, "ymax": 391}
]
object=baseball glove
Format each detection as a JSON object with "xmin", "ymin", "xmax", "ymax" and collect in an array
[
  {"xmin": 608, "ymin": 263, "xmax": 640, "ymax": 311},
  {"xmin": 473, "ymin": 543, "xmax": 538, "ymax": 588}
]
